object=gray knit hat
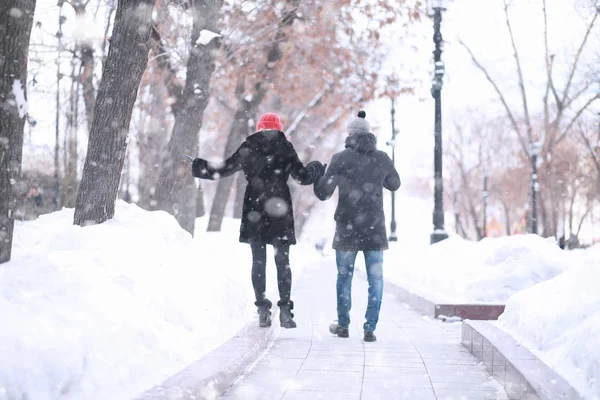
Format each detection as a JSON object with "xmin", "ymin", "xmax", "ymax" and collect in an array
[{"xmin": 347, "ymin": 111, "xmax": 370, "ymax": 136}]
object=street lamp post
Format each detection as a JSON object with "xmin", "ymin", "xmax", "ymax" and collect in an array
[
  {"xmin": 482, "ymin": 166, "xmax": 488, "ymax": 239},
  {"xmin": 388, "ymin": 99, "xmax": 399, "ymax": 242},
  {"xmin": 430, "ymin": 0, "xmax": 449, "ymax": 244},
  {"xmin": 529, "ymin": 141, "xmax": 541, "ymax": 234}
]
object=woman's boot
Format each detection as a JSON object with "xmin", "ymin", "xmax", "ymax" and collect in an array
[
  {"xmin": 256, "ymin": 299, "xmax": 272, "ymax": 328},
  {"xmin": 278, "ymin": 300, "xmax": 297, "ymax": 329}
]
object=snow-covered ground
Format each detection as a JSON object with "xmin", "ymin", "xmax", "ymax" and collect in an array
[
  {"xmin": 306, "ymin": 193, "xmax": 577, "ymax": 304},
  {"xmin": 0, "ymin": 201, "xmax": 318, "ymax": 400},
  {"xmin": 383, "ymin": 223, "xmax": 600, "ymax": 398},
  {"xmin": 496, "ymin": 245, "xmax": 600, "ymax": 400},
  {"xmin": 305, "ymin": 193, "xmax": 600, "ymax": 398},
  {"xmin": 384, "ymin": 234, "xmax": 575, "ymax": 304}
]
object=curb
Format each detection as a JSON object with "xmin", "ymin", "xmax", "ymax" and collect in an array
[
  {"xmin": 462, "ymin": 320, "xmax": 583, "ymax": 400},
  {"xmin": 135, "ymin": 310, "xmax": 280, "ymax": 400},
  {"xmin": 374, "ymin": 272, "xmax": 505, "ymax": 320}
]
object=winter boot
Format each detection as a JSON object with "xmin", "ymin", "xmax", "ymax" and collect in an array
[
  {"xmin": 278, "ymin": 300, "xmax": 297, "ymax": 329},
  {"xmin": 255, "ymin": 299, "xmax": 272, "ymax": 328},
  {"xmin": 363, "ymin": 330, "xmax": 377, "ymax": 342}
]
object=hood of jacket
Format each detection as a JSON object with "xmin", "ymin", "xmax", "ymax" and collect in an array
[
  {"xmin": 345, "ymin": 132, "xmax": 377, "ymax": 154},
  {"xmin": 245, "ymin": 130, "xmax": 287, "ymax": 154}
]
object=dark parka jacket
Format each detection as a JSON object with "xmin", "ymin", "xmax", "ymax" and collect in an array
[
  {"xmin": 192, "ymin": 130, "xmax": 321, "ymax": 246},
  {"xmin": 314, "ymin": 132, "xmax": 401, "ymax": 251}
]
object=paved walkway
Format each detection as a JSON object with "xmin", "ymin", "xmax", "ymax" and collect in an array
[{"xmin": 222, "ymin": 257, "xmax": 509, "ymax": 400}]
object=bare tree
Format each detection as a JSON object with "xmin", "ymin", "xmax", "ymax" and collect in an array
[
  {"xmin": 152, "ymin": 0, "xmax": 224, "ymax": 235},
  {"xmin": 461, "ymin": 0, "xmax": 600, "ymax": 235},
  {"xmin": 0, "ymin": 0, "xmax": 37, "ymax": 263},
  {"xmin": 578, "ymin": 119, "xmax": 600, "ymax": 191},
  {"xmin": 206, "ymin": 0, "xmax": 302, "ymax": 232},
  {"xmin": 74, "ymin": 0, "xmax": 156, "ymax": 226}
]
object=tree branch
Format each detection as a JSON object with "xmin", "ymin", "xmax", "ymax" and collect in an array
[
  {"xmin": 555, "ymin": 93, "xmax": 600, "ymax": 145},
  {"xmin": 150, "ymin": 23, "xmax": 184, "ymax": 116},
  {"xmin": 561, "ymin": 10, "xmax": 599, "ymax": 107},
  {"xmin": 542, "ymin": 0, "xmax": 553, "ymax": 151},
  {"xmin": 504, "ymin": 0, "xmax": 534, "ymax": 144},
  {"xmin": 286, "ymin": 85, "xmax": 329, "ymax": 136},
  {"xmin": 578, "ymin": 121, "xmax": 600, "ymax": 173},
  {"xmin": 460, "ymin": 40, "xmax": 528, "ymax": 155},
  {"xmin": 576, "ymin": 205, "xmax": 592, "ymax": 237}
]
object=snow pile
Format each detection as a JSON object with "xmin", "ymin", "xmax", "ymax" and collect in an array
[
  {"xmin": 0, "ymin": 201, "xmax": 317, "ymax": 400},
  {"xmin": 385, "ymin": 234, "xmax": 572, "ymax": 303},
  {"xmin": 497, "ymin": 247, "xmax": 600, "ymax": 399},
  {"xmin": 196, "ymin": 29, "xmax": 221, "ymax": 46}
]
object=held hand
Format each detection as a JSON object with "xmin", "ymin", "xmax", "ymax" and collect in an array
[
  {"xmin": 320, "ymin": 163, "xmax": 327, "ymax": 176},
  {"xmin": 305, "ymin": 161, "xmax": 325, "ymax": 184}
]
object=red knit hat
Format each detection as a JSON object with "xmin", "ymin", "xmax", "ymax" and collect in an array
[{"xmin": 256, "ymin": 113, "xmax": 283, "ymax": 132}]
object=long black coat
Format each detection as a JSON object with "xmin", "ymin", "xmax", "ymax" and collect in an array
[
  {"xmin": 192, "ymin": 130, "xmax": 319, "ymax": 246},
  {"xmin": 314, "ymin": 132, "xmax": 401, "ymax": 251}
]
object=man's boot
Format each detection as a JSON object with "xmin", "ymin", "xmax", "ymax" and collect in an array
[
  {"xmin": 363, "ymin": 330, "xmax": 377, "ymax": 342},
  {"xmin": 278, "ymin": 300, "xmax": 297, "ymax": 329},
  {"xmin": 329, "ymin": 322, "xmax": 349, "ymax": 338},
  {"xmin": 255, "ymin": 299, "xmax": 272, "ymax": 328}
]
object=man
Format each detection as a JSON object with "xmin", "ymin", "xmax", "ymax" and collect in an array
[{"xmin": 314, "ymin": 111, "xmax": 400, "ymax": 342}]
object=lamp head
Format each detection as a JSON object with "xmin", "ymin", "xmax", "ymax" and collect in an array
[{"xmin": 430, "ymin": 0, "xmax": 448, "ymax": 11}]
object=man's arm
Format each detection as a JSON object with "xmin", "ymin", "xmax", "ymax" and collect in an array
[
  {"xmin": 382, "ymin": 153, "xmax": 401, "ymax": 191},
  {"xmin": 314, "ymin": 154, "xmax": 341, "ymax": 200}
]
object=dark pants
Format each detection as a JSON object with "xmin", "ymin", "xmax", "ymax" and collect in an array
[{"xmin": 251, "ymin": 244, "xmax": 292, "ymax": 307}]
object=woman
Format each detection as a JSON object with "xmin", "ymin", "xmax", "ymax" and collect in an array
[{"xmin": 191, "ymin": 113, "xmax": 324, "ymax": 328}]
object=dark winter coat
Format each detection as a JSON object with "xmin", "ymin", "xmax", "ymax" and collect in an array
[
  {"xmin": 192, "ymin": 130, "xmax": 322, "ymax": 246},
  {"xmin": 314, "ymin": 132, "xmax": 401, "ymax": 251}
]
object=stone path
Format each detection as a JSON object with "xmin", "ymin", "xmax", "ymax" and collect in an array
[{"xmin": 222, "ymin": 256, "xmax": 509, "ymax": 400}]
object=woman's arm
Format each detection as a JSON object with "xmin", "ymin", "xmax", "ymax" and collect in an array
[
  {"xmin": 192, "ymin": 145, "xmax": 244, "ymax": 180},
  {"xmin": 287, "ymin": 143, "xmax": 324, "ymax": 185}
]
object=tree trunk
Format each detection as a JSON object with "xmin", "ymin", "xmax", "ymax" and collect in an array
[
  {"xmin": 232, "ymin": 158, "xmax": 247, "ymax": 218},
  {"xmin": 152, "ymin": 0, "xmax": 224, "ymax": 235},
  {"xmin": 136, "ymin": 79, "xmax": 168, "ymax": 210},
  {"xmin": 74, "ymin": 0, "xmax": 156, "ymax": 226},
  {"xmin": 54, "ymin": 4, "xmax": 64, "ymax": 210},
  {"xmin": 538, "ymin": 189, "xmax": 547, "ymax": 236},
  {"xmin": 196, "ymin": 182, "xmax": 205, "ymax": 218},
  {"xmin": 135, "ymin": 2, "xmax": 183, "ymax": 210},
  {"xmin": 207, "ymin": 0, "xmax": 301, "ymax": 232},
  {"xmin": 62, "ymin": 64, "xmax": 79, "ymax": 208},
  {"xmin": 74, "ymin": 1, "xmax": 96, "ymax": 131},
  {"xmin": 207, "ymin": 104, "xmax": 254, "ymax": 231},
  {"xmin": 0, "ymin": 0, "xmax": 36, "ymax": 263},
  {"xmin": 502, "ymin": 202, "xmax": 512, "ymax": 236}
]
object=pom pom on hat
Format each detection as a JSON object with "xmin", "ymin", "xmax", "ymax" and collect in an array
[{"xmin": 347, "ymin": 110, "xmax": 370, "ymax": 136}]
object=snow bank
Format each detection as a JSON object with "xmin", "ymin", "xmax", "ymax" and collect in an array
[
  {"xmin": 0, "ymin": 202, "xmax": 317, "ymax": 400},
  {"xmin": 497, "ymin": 249, "xmax": 600, "ymax": 399},
  {"xmin": 385, "ymin": 234, "xmax": 572, "ymax": 303}
]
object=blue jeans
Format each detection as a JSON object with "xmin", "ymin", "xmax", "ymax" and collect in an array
[{"xmin": 336, "ymin": 250, "xmax": 384, "ymax": 332}]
